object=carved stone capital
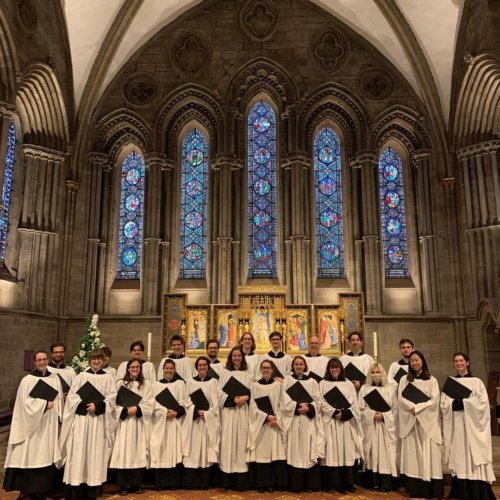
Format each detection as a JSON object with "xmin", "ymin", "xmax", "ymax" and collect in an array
[
  {"xmin": 162, "ymin": 159, "xmax": 175, "ymax": 171},
  {"xmin": 456, "ymin": 140, "xmax": 500, "ymax": 159},
  {"xmin": 65, "ymin": 180, "xmax": 80, "ymax": 192},
  {"xmin": 412, "ymin": 149, "xmax": 432, "ymax": 163},
  {"xmin": 350, "ymin": 151, "xmax": 376, "ymax": 169},
  {"xmin": 281, "ymin": 152, "xmax": 310, "ymax": 169},
  {"xmin": 212, "ymin": 153, "xmax": 241, "ymax": 170},
  {"xmin": 23, "ymin": 144, "xmax": 66, "ymax": 162},
  {"xmin": 145, "ymin": 152, "xmax": 167, "ymax": 169},
  {"xmin": 439, "ymin": 177, "xmax": 456, "ymax": 190},
  {"xmin": 88, "ymin": 152, "xmax": 109, "ymax": 166}
]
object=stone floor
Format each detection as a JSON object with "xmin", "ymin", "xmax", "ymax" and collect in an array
[{"xmin": 0, "ymin": 431, "xmax": 498, "ymax": 499}]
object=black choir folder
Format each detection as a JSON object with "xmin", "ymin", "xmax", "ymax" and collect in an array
[
  {"xmin": 323, "ymin": 386, "xmax": 350, "ymax": 409},
  {"xmin": 308, "ymin": 371, "xmax": 323, "ymax": 383},
  {"xmin": 401, "ymin": 382, "xmax": 430, "ymax": 404},
  {"xmin": 286, "ymin": 381, "xmax": 313, "ymax": 404},
  {"xmin": 255, "ymin": 395, "xmax": 274, "ymax": 416},
  {"xmin": 116, "ymin": 385, "xmax": 142, "ymax": 408},
  {"xmin": 393, "ymin": 367, "xmax": 407, "ymax": 384},
  {"xmin": 222, "ymin": 376, "xmax": 251, "ymax": 398},
  {"xmin": 344, "ymin": 363, "xmax": 367, "ymax": 383},
  {"xmin": 29, "ymin": 379, "xmax": 59, "ymax": 401},
  {"xmin": 207, "ymin": 367, "xmax": 220, "ymax": 380},
  {"xmin": 77, "ymin": 381, "xmax": 105, "ymax": 404},
  {"xmin": 56, "ymin": 374, "xmax": 70, "ymax": 394},
  {"xmin": 272, "ymin": 365, "xmax": 284, "ymax": 379},
  {"xmin": 363, "ymin": 389, "xmax": 391, "ymax": 413},
  {"xmin": 442, "ymin": 377, "xmax": 472, "ymax": 400},
  {"xmin": 155, "ymin": 387, "xmax": 181, "ymax": 411},
  {"xmin": 190, "ymin": 388, "xmax": 210, "ymax": 411}
]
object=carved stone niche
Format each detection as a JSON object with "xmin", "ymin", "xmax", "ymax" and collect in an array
[
  {"xmin": 310, "ymin": 29, "xmax": 349, "ymax": 73},
  {"xmin": 16, "ymin": 0, "xmax": 37, "ymax": 34},
  {"xmin": 357, "ymin": 66, "xmax": 394, "ymax": 101},
  {"xmin": 171, "ymin": 32, "xmax": 212, "ymax": 73},
  {"xmin": 123, "ymin": 73, "xmax": 158, "ymax": 106},
  {"xmin": 239, "ymin": 0, "xmax": 279, "ymax": 42}
]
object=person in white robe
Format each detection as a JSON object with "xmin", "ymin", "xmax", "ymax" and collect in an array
[
  {"xmin": 218, "ymin": 346, "xmax": 252, "ymax": 490},
  {"xmin": 281, "ymin": 355, "xmax": 324, "ymax": 493},
  {"xmin": 304, "ymin": 335, "xmax": 329, "ymax": 382},
  {"xmin": 157, "ymin": 334, "xmax": 193, "ymax": 381},
  {"xmin": 150, "ymin": 358, "xmax": 187, "ymax": 489},
  {"xmin": 262, "ymin": 331, "xmax": 291, "ymax": 380},
  {"xmin": 398, "ymin": 350, "xmax": 443, "ymax": 499},
  {"xmin": 339, "ymin": 331, "xmax": 374, "ymax": 391},
  {"xmin": 319, "ymin": 357, "xmax": 363, "ymax": 493},
  {"xmin": 248, "ymin": 359, "xmax": 287, "ymax": 492},
  {"xmin": 109, "ymin": 359, "xmax": 153, "ymax": 495},
  {"xmin": 240, "ymin": 332, "xmax": 261, "ymax": 380},
  {"xmin": 101, "ymin": 346, "xmax": 117, "ymax": 379},
  {"xmin": 182, "ymin": 356, "xmax": 220, "ymax": 489},
  {"xmin": 59, "ymin": 349, "xmax": 117, "ymax": 499},
  {"xmin": 3, "ymin": 350, "xmax": 63, "ymax": 499},
  {"xmin": 47, "ymin": 342, "xmax": 76, "ymax": 394},
  {"xmin": 204, "ymin": 339, "xmax": 225, "ymax": 378},
  {"xmin": 441, "ymin": 352, "xmax": 496, "ymax": 500},
  {"xmin": 359, "ymin": 362, "xmax": 398, "ymax": 492},
  {"xmin": 387, "ymin": 337, "xmax": 413, "ymax": 386},
  {"xmin": 116, "ymin": 340, "xmax": 156, "ymax": 382}
]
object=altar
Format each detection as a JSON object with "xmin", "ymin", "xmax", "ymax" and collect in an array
[{"xmin": 161, "ymin": 286, "xmax": 364, "ymax": 357}]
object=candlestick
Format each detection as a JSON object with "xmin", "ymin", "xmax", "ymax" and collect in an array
[
  {"xmin": 244, "ymin": 319, "xmax": 249, "ymax": 332},
  {"xmin": 339, "ymin": 318, "xmax": 345, "ymax": 355},
  {"xmin": 147, "ymin": 332, "xmax": 152, "ymax": 361},
  {"xmin": 373, "ymin": 331, "xmax": 378, "ymax": 361}
]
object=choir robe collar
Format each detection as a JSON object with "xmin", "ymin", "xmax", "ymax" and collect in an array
[
  {"xmin": 31, "ymin": 369, "xmax": 50, "ymax": 377},
  {"xmin": 398, "ymin": 359, "xmax": 410, "ymax": 365},
  {"xmin": 347, "ymin": 351, "xmax": 364, "ymax": 356},
  {"xmin": 268, "ymin": 350, "xmax": 285, "ymax": 358},
  {"xmin": 291, "ymin": 373, "xmax": 310, "ymax": 380},
  {"xmin": 209, "ymin": 359, "xmax": 221, "ymax": 364},
  {"xmin": 168, "ymin": 353, "xmax": 186, "ymax": 359},
  {"xmin": 412, "ymin": 372, "xmax": 430, "ymax": 380},
  {"xmin": 49, "ymin": 361, "xmax": 67, "ymax": 369},
  {"xmin": 455, "ymin": 372, "xmax": 472, "ymax": 378},
  {"xmin": 258, "ymin": 378, "xmax": 275, "ymax": 385},
  {"xmin": 305, "ymin": 353, "xmax": 321, "ymax": 358},
  {"xmin": 159, "ymin": 373, "xmax": 183, "ymax": 383},
  {"xmin": 243, "ymin": 351, "xmax": 255, "ymax": 356},
  {"xmin": 85, "ymin": 368, "xmax": 106, "ymax": 375},
  {"xmin": 193, "ymin": 375, "xmax": 213, "ymax": 382}
]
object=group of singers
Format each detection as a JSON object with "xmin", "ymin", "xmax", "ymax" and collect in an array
[{"xmin": 3, "ymin": 331, "xmax": 496, "ymax": 500}]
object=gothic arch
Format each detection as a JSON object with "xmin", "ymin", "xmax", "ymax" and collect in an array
[
  {"xmin": 16, "ymin": 63, "xmax": 69, "ymax": 151},
  {"xmin": 0, "ymin": 8, "xmax": 19, "ymax": 105}
]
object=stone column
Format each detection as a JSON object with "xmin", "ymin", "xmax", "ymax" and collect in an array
[
  {"xmin": 413, "ymin": 150, "xmax": 438, "ymax": 312},
  {"xmin": 348, "ymin": 158, "xmax": 363, "ymax": 292},
  {"xmin": 142, "ymin": 153, "xmax": 165, "ymax": 314},
  {"xmin": 160, "ymin": 159, "xmax": 175, "ymax": 295}
]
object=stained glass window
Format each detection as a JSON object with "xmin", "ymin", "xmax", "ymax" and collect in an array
[
  {"xmin": 179, "ymin": 129, "xmax": 208, "ymax": 279},
  {"xmin": 0, "ymin": 121, "xmax": 15, "ymax": 262},
  {"xmin": 247, "ymin": 100, "xmax": 277, "ymax": 278},
  {"xmin": 313, "ymin": 126, "xmax": 345, "ymax": 278},
  {"xmin": 117, "ymin": 151, "xmax": 145, "ymax": 279},
  {"xmin": 378, "ymin": 147, "xmax": 410, "ymax": 278}
]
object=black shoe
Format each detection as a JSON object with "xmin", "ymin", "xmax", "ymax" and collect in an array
[
  {"xmin": 268, "ymin": 487, "xmax": 274, "ymax": 493},
  {"xmin": 119, "ymin": 489, "xmax": 128, "ymax": 496}
]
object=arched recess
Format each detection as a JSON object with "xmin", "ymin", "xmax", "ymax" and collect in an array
[
  {"xmin": 476, "ymin": 298, "xmax": 500, "ymax": 381},
  {"xmin": 454, "ymin": 54, "xmax": 500, "ymax": 147},
  {"xmin": 16, "ymin": 63, "xmax": 69, "ymax": 151},
  {"xmin": 0, "ymin": 8, "xmax": 19, "ymax": 105}
]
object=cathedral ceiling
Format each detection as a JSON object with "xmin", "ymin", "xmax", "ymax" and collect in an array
[{"xmin": 64, "ymin": 0, "xmax": 463, "ymax": 125}]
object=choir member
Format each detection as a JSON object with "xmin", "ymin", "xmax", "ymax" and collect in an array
[
  {"xmin": 359, "ymin": 362, "xmax": 398, "ymax": 492},
  {"xmin": 398, "ymin": 350, "xmax": 443, "ymax": 499},
  {"xmin": 150, "ymin": 359, "xmax": 187, "ymax": 490},
  {"xmin": 182, "ymin": 356, "xmax": 220, "ymax": 489},
  {"xmin": 3, "ymin": 350, "xmax": 63, "ymax": 499},
  {"xmin": 218, "ymin": 346, "xmax": 252, "ymax": 490},
  {"xmin": 109, "ymin": 359, "xmax": 153, "ymax": 495},
  {"xmin": 304, "ymin": 335, "xmax": 329, "ymax": 382},
  {"xmin": 47, "ymin": 342, "xmax": 76, "ymax": 394},
  {"xmin": 59, "ymin": 349, "xmax": 117, "ymax": 499},
  {"xmin": 248, "ymin": 359, "xmax": 288, "ymax": 492},
  {"xmin": 101, "ymin": 346, "xmax": 116, "ymax": 379},
  {"xmin": 281, "ymin": 355, "xmax": 324, "ymax": 493},
  {"xmin": 387, "ymin": 338, "xmax": 414, "ymax": 386},
  {"xmin": 115, "ymin": 340, "xmax": 156, "ymax": 382},
  {"xmin": 319, "ymin": 357, "xmax": 363, "ymax": 493},
  {"xmin": 441, "ymin": 352, "xmax": 496, "ymax": 500},
  {"xmin": 157, "ymin": 335, "xmax": 193, "ymax": 381},
  {"xmin": 339, "ymin": 331, "xmax": 374, "ymax": 391},
  {"xmin": 262, "ymin": 331, "xmax": 291, "ymax": 380},
  {"xmin": 205, "ymin": 339, "xmax": 225, "ymax": 378},
  {"xmin": 240, "ymin": 331, "xmax": 260, "ymax": 379}
]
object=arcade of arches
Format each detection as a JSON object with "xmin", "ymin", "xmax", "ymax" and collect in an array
[{"xmin": 0, "ymin": 0, "xmax": 499, "ymax": 409}]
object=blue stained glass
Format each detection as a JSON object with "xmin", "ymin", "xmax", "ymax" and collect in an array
[
  {"xmin": 117, "ymin": 151, "xmax": 145, "ymax": 279},
  {"xmin": 378, "ymin": 148, "xmax": 409, "ymax": 278},
  {"xmin": 314, "ymin": 126, "xmax": 345, "ymax": 278},
  {"xmin": 180, "ymin": 129, "xmax": 208, "ymax": 279},
  {"xmin": 248, "ymin": 100, "xmax": 277, "ymax": 277},
  {"xmin": 0, "ymin": 121, "xmax": 15, "ymax": 261}
]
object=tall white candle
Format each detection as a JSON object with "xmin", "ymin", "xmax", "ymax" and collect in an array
[
  {"xmin": 373, "ymin": 331, "xmax": 378, "ymax": 359},
  {"xmin": 147, "ymin": 332, "xmax": 152, "ymax": 359}
]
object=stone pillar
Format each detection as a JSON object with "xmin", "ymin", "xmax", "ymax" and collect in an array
[
  {"xmin": 160, "ymin": 159, "xmax": 174, "ymax": 295},
  {"xmin": 349, "ymin": 158, "xmax": 363, "ymax": 292},
  {"xmin": 281, "ymin": 153, "xmax": 311, "ymax": 304},
  {"xmin": 356, "ymin": 152, "xmax": 383, "ymax": 314},
  {"xmin": 17, "ymin": 145, "xmax": 65, "ymax": 312},
  {"xmin": 142, "ymin": 153, "xmax": 165, "ymax": 314},
  {"xmin": 413, "ymin": 150, "xmax": 439, "ymax": 312}
]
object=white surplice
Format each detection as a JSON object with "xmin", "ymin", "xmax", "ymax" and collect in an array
[{"xmin": 116, "ymin": 360, "xmax": 156, "ymax": 382}]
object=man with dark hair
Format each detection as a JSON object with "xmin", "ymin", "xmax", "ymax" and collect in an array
[
  {"xmin": 261, "ymin": 331, "xmax": 291, "ymax": 380},
  {"xmin": 305, "ymin": 335, "xmax": 329, "ymax": 382},
  {"xmin": 116, "ymin": 340, "xmax": 156, "ymax": 381},
  {"xmin": 3, "ymin": 350, "xmax": 64, "ymax": 499},
  {"xmin": 157, "ymin": 334, "xmax": 193, "ymax": 381},
  {"xmin": 339, "ymin": 331, "xmax": 374, "ymax": 391},
  {"xmin": 387, "ymin": 337, "xmax": 414, "ymax": 386},
  {"xmin": 47, "ymin": 342, "xmax": 76, "ymax": 394},
  {"xmin": 206, "ymin": 338, "xmax": 225, "ymax": 378},
  {"xmin": 101, "ymin": 346, "xmax": 116, "ymax": 379}
]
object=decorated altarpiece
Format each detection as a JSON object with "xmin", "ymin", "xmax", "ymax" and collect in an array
[{"xmin": 161, "ymin": 286, "xmax": 364, "ymax": 358}]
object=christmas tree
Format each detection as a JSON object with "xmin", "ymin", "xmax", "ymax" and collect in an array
[{"xmin": 72, "ymin": 314, "xmax": 105, "ymax": 373}]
